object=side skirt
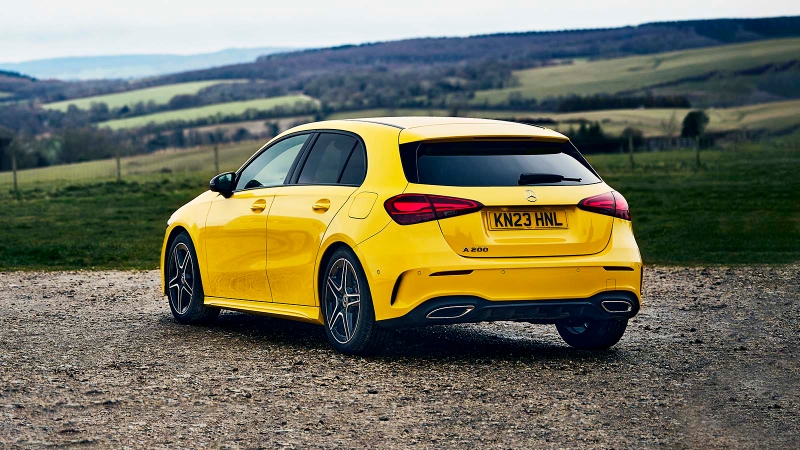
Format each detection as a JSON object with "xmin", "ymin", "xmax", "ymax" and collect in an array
[{"xmin": 204, "ymin": 297, "xmax": 324, "ymax": 325}]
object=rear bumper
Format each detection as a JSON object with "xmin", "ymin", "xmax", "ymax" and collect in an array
[
  {"xmin": 354, "ymin": 219, "xmax": 642, "ymax": 323},
  {"xmin": 378, "ymin": 290, "xmax": 640, "ymax": 329}
]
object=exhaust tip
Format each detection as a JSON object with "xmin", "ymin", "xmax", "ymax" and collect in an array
[
  {"xmin": 426, "ymin": 305, "xmax": 474, "ymax": 320},
  {"xmin": 601, "ymin": 300, "xmax": 633, "ymax": 313}
]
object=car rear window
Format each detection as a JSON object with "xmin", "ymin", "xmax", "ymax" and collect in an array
[{"xmin": 399, "ymin": 140, "xmax": 601, "ymax": 187}]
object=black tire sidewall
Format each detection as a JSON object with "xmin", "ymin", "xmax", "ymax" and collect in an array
[{"xmin": 556, "ymin": 318, "xmax": 628, "ymax": 350}]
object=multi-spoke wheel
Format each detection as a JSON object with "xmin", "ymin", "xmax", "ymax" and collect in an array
[
  {"xmin": 324, "ymin": 258, "xmax": 362, "ymax": 344},
  {"xmin": 320, "ymin": 247, "xmax": 388, "ymax": 355},
  {"xmin": 166, "ymin": 232, "xmax": 219, "ymax": 325},
  {"xmin": 556, "ymin": 318, "xmax": 628, "ymax": 350},
  {"xmin": 168, "ymin": 242, "xmax": 194, "ymax": 315}
]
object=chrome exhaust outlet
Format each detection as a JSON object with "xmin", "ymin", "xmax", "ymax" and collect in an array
[
  {"xmin": 601, "ymin": 300, "xmax": 633, "ymax": 313},
  {"xmin": 426, "ymin": 305, "xmax": 475, "ymax": 320}
]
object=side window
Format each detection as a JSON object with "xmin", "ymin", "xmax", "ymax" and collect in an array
[
  {"xmin": 297, "ymin": 133, "xmax": 358, "ymax": 185},
  {"xmin": 237, "ymin": 134, "xmax": 309, "ymax": 190},
  {"xmin": 339, "ymin": 142, "xmax": 366, "ymax": 185}
]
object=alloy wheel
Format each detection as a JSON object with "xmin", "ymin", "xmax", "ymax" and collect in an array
[
  {"xmin": 324, "ymin": 258, "xmax": 361, "ymax": 344},
  {"xmin": 168, "ymin": 242, "xmax": 194, "ymax": 315}
]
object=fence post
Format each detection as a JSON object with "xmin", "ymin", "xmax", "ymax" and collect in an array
[
  {"xmin": 116, "ymin": 151, "xmax": 122, "ymax": 183},
  {"xmin": 214, "ymin": 144, "xmax": 220, "ymax": 174},
  {"xmin": 695, "ymin": 136, "xmax": 701, "ymax": 167},
  {"xmin": 628, "ymin": 134, "xmax": 634, "ymax": 168},
  {"xmin": 12, "ymin": 153, "xmax": 18, "ymax": 194}
]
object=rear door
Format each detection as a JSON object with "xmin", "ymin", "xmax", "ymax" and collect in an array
[
  {"xmin": 267, "ymin": 132, "xmax": 367, "ymax": 306},
  {"xmin": 399, "ymin": 139, "xmax": 614, "ymax": 258}
]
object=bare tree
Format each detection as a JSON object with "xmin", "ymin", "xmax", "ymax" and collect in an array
[{"xmin": 659, "ymin": 111, "xmax": 679, "ymax": 148}]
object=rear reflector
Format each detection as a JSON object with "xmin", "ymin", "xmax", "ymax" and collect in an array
[
  {"xmin": 577, "ymin": 191, "xmax": 631, "ymax": 221},
  {"xmin": 384, "ymin": 194, "xmax": 483, "ymax": 225}
]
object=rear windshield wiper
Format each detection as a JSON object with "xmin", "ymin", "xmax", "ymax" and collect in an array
[{"xmin": 518, "ymin": 173, "xmax": 582, "ymax": 185}]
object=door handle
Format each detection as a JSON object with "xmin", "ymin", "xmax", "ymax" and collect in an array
[
  {"xmin": 251, "ymin": 199, "xmax": 267, "ymax": 213},
  {"xmin": 312, "ymin": 199, "xmax": 331, "ymax": 212}
]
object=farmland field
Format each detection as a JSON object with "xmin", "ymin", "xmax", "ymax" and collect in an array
[
  {"xmin": 474, "ymin": 38, "xmax": 800, "ymax": 105},
  {"xmin": 328, "ymin": 100, "xmax": 800, "ymax": 136},
  {"xmin": 0, "ymin": 92, "xmax": 11, "ymax": 99},
  {"xmin": 99, "ymin": 95, "xmax": 317, "ymax": 130},
  {"xmin": 1, "ymin": 139, "xmax": 798, "ymax": 269},
  {"xmin": 0, "ymin": 140, "xmax": 264, "ymax": 188},
  {"xmin": 42, "ymin": 80, "xmax": 246, "ymax": 111}
]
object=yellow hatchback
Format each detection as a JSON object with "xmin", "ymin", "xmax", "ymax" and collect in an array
[{"xmin": 161, "ymin": 117, "xmax": 643, "ymax": 354}]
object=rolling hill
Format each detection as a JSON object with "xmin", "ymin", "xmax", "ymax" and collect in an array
[
  {"xmin": 473, "ymin": 38, "xmax": 800, "ymax": 107},
  {"xmin": 42, "ymin": 80, "xmax": 248, "ymax": 111},
  {"xmin": 98, "ymin": 95, "xmax": 317, "ymax": 130},
  {"xmin": 0, "ymin": 47, "xmax": 294, "ymax": 80}
]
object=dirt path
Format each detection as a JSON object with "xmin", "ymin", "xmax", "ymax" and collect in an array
[{"xmin": 1, "ymin": 266, "xmax": 798, "ymax": 449}]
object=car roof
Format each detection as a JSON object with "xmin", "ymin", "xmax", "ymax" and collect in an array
[
  {"xmin": 351, "ymin": 117, "xmax": 567, "ymax": 143},
  {"xmin": 278, "ymin": 116, "xmax": 568, "ymax": 145}
]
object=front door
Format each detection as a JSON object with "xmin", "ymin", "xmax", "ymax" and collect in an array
[
  {"xmin": 267, "ymin": 132, "xmax": 367, "ymax": 306},
  {"xmin": 204, "ymin": 133, "xmax": 311, "ymax": 301}
]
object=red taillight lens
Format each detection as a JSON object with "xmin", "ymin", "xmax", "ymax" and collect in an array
[
  {"xmin": 577, "ymin": 191, "xmax": 631, "ymax": 221},
  {"xmin": 612, "ymin": 191, "xmax": 631, "ymax": 221},
  {"xmin": 384, "ymin": 194, "xmax": 483, "ymax": 225}
]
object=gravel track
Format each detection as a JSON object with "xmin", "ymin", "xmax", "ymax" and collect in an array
[{"xmin": 1, "ymin": 265, "xmax": 798, "ymax": 449}]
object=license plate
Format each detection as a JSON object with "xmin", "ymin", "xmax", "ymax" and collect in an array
[{"xmin": 487, "ymin": 210, "xmax": 568, "ymax": 230}]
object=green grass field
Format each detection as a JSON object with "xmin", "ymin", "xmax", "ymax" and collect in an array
[
  {"xmin": 42, "ymin": 80, "xmax": 246, "ymax": 111},
  {"xmin": 0, "ymin": 141, "xmax": 264, "ymax": 188},
  {"xmin": 474, "ymin": 38, "xmax": 800, "ymax": 104},
  {"xmin": 0, "ymin": 140, "xmax": 798, "ymax": 269},
  {"xmin": 0, "ymin": 92, "xmax": 11, "ymax": 99},
  {"xmin": 98, "ymin": 95, "xmax": 317, "ymax": 130},
  {"xmin": 327, "ymin": 100, "xmax": 800, "ymax": 136}
]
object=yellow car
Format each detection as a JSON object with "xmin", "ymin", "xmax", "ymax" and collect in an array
[{"xmin": 161, "ymin": 117, "xmax": 642, "ymax": 354}]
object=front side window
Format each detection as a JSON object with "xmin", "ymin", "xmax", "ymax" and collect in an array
[
  {"xmin": 237, "ymin": 134, "xmax": 310, "ymax": 190},
  {"xmin": 297, "ymin": 133, "xmax": 361, "ymax": 185}
]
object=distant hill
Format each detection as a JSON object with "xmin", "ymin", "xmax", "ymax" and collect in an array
[
  {"xmin": 158, "ymin": 16, "xmax": 800, "ymax": 83},
  {"xmin": 0, "ymin": 47, "xmax": 295, "ymax": 81}
]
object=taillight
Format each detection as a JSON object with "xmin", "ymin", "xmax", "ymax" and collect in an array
[
  {"xmin": 384, "ymin": 194, "xmax": 483, "ymax": 225},
  {"xmin": 577, "ymin": 191, "xmax": 631, "ymax": 220}
]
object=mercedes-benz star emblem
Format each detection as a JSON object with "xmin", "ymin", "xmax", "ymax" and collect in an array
[{"xmin": 524, "ymin": 190, "xmax": 538, "ymax": 202}]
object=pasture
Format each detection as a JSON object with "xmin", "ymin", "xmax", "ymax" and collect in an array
[
  {"xmin": 42, "ymin": 80, "xmax": 246, "ymax": 111},
  {"xmin": 0, "ymin": 138, "xmax": 798, "ymax": 269},
  {"xmin": 98, "ymin": 95, "xmax": 317, "ymax": 130},
  {"xmin": 0, "ymin": 140, "xmax": 263, "ymax": 188},
  {"xmin": 473, "ymin": 38, "xmax": 800, "ymax": 104},
  {"xmin": 328, "ymin": 100, "xmax": 800, "ymax": 136}
]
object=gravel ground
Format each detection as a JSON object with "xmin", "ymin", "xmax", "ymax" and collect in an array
[{"xmin": 0, "ymin": 265, "xmax": 798, "ymax": 449}]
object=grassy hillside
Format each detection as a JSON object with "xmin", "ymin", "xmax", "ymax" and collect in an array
[
  {"xmin": 0, "ymin": 141, "xmax": 263, "ymax": 188},
  {"xmin": 518, "ymin": 99, "xmax": 800, "ymax": 136},
  {"xmin": 0, "ymin": 92, "xmax": 11, "ymax": 99},
  {"xmin": 98, "ymin": 95, "xmax": 317, "ymax": 130},
  {"xmin": 43, "ymin": 80, "xmax": 246, "ymax": 111},
  {"xmin": 474, "ymin": 38, "xmax": 800, "ymax": 106},
  {"xmin": 1, "ymin": 138, "xmax": 798, "ymax": 269},
  {"xmin": 328, "ymin": 100, "xmax": 800, "ymax": 136}
]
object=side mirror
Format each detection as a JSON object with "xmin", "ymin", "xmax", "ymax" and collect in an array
[{"xmin": 210, "ymin": 172, "xmax": 235, "ymax": 197}]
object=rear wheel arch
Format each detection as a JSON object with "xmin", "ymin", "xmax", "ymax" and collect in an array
[{"xmin": 316, "ymin": 241, "xmax": 355, "ymax": 305}]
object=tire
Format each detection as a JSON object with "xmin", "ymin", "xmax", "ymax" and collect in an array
[
  {"xmin": 165, "ymin": 232, "xmax": 219, "ymax": 325},
  {"xmin": 556, "ymin": 318, "xmax": 628, "ymax": 350},
  {"xmin": 320, "ymin": 247, "xmax": 388, "ymax": 355}
]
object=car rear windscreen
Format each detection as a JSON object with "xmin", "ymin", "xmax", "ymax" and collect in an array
[{"xmin": 399, "ymin": 140, "xmax": 601, "ymax": 186}]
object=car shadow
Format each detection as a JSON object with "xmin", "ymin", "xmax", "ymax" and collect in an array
[{"xmin": 167, "ymin": 311, "xmax": 624, "ymax": 363}]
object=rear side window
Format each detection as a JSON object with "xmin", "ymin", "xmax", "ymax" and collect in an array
[
  {"xmin": 399, "ymin": 140, "xmax": 601, "ymax": 187},
  {"xmin": 339, "ymin": 142, "xmax": 366, "ymax": 185},
  {"xmin": 298, "ymin": 133, "xmax": 364, "ymax": 185}
]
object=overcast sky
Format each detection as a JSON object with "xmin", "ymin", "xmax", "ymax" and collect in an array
[{"xmin": 3, "ymin": 0, "xmax": 799, "ymax": 62}]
